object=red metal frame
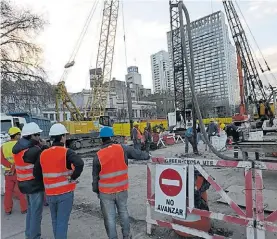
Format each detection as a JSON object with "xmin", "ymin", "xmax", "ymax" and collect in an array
[{"xmin": 146, "ymin": 157, "xmax": 277, "ymax": 239}]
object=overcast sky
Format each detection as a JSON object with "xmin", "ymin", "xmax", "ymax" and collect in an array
[{"xmin": 15, "ymin": 0, "xmax": 277, "ymax": 92}]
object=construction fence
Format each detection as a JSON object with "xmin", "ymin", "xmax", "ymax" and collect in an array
[{"xmin": 146, "ymin": 157, "xmax": 277, "ymax": 239}]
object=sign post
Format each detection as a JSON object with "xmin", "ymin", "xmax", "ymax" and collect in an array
[{"xmin": 155, "ymin": 165, "xmax": 187, "ymax": 219}]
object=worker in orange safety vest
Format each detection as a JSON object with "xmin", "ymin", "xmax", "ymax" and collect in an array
[
  {"xmin": 1, "ymin": 127, "xmax": 28, "ymax": 215},
  {"xmin": 93, "ymin": 126, "xmax": 150, "ymax": 239},
  {"xmin": 34, "ymin": 123, "xmax": 84, "ymax": 239},
  {"xmin": 12, "ymin": 122, "xmax": 48, "ymax": 239}
]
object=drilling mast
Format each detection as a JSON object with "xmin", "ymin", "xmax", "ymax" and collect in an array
[{"xmin": 223, "ymin": 0, "xmax": 270, "ymax": 117}]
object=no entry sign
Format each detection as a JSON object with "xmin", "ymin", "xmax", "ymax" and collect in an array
[{"xmin": 155, "ymin": 165, "xmax": 187, "ymax": 218}]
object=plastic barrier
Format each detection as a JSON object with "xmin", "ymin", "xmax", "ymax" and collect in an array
[{"xmin": 146, "ymin": 157, "xmax": 277, "ymax": 239}]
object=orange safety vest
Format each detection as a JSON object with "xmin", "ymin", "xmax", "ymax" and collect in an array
[
  {"xmin": 40, "ymin": 146, "xmax": 76, "ymax": 196},
  {"xmin": 136, "ymin": 128, "xmax": 142, "ymax": 140},
  {"xmin": 13, "ymin": 149, "xmax": 35, "ymax": 181},
  {"xmin": 97, "ymin": 144, "xmax": 128, "ymax": 194}
]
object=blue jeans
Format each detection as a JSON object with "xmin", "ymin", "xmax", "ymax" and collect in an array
[
  {"xmin": 99, "ymin": 190, "xmax": 130, "ymax": 239},
  {"xmin": 133, "ymin": 140, "xmax": 141, "ymax": 150},
  {"xmin": 47, "ymin": 191, "xmax": 74, "ymax": 239},
  {"xmin": 26, "ymin": 191, "xmax": 44, "ymax": 239}
]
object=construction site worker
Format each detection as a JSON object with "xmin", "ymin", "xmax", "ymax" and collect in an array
[
  {"xmin": 132, "ymin": 122, "xmax": 142, "ymax": 150},
  {"xmin": 93, "ymin": 127, "xmax": 150, "ymax": 239},
  {"xmin": 143, "ymin": 127, "xmax": 152, "ymax": 152},
  {"xmin": 12, "ymin": 122, "xmax": 48, "ymax": 239},
  {"xmin": 1, "ymin": 127, "xmax": 27, "ymax": 215},
  {"xmin": 33, "ymin": 123, "xmax": 84, "ymax": 239}
]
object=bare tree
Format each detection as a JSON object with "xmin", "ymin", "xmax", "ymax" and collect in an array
[
  {"xmin": 0, "ymin": 0, "xmax": 46, "ymax": 81},
  {"xmin": 1, "ymin": 79, "xmax": 55, "ymax": 113}
]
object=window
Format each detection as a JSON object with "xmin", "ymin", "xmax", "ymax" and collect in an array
[
  {"xmin": 43, "ymin": 113, "xmax": 48, "ymax": 118},
  {"xmin": 50, "ymin": 114, "xmax": 54, "ymax": 121}
]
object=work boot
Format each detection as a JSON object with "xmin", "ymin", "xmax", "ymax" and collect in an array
[
  {"xmin": 21, "ymin": 210, "xmax": 27, "ymax": 214},
  {"xmin": 5, "ymin": 211, "xmax": 12, "ymax": 215}
]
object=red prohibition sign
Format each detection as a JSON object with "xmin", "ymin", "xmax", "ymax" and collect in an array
[{"xmin": 159, "ymin": 168, "xmax": 183, "ymax": 197}]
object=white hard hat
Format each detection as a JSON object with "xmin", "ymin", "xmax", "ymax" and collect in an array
[
  {"xmin": 49, "ymin": 123, "xmax": 68, "ymax": 136},
  {"xmin": 21, "ymin": 122, "xmax": 43, "ymax": 137}
]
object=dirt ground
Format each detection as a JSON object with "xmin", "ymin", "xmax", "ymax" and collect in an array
[{"xmin": 1, "ymin": 140, "xmax": 277, "ymax": 239}]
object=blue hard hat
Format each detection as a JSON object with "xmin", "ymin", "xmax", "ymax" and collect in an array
[{"xmin": 99, "ymin": 127, "xmax": 114, "ymax": 137}]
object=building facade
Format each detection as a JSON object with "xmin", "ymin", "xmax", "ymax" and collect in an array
[
  {"xmin": 43, "ymin": 68, "xmax": 155, "ymax": 122},
  {"xmin": 167, "ymin": 11, "xmax": 239, "ymax": 116},
  {"xmin": 150, "ymin": 50, "xmax": 172, "ymax": 93}
]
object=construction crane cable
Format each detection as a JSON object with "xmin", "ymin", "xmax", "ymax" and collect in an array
[
  {"xmin": 69, "ymin": 0, "xmax": 99, "ymax": 61},
  {"xmin": 179, "ymin": 2, "xmax": 240, "ymax": 161},
  {"xmin": 58, "ymin": 0, "xmax": 99, "ymax": 83},
  {"xmin": 121, "ymin": 0, "xmax": 128, "ymax": 70}
]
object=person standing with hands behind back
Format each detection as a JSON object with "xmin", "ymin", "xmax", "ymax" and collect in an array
[{"xmin": 34, "ymin": 123, "xmax": 84, "ymax": 239}]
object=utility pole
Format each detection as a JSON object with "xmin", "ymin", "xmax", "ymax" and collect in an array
[{"xmin": 126, "ymin": 82, "xmax": 133, "ymax": 135}]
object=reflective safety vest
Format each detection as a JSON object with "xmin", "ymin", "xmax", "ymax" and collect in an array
[
  {"xmin": 1, "ymin": 141, "xmax": 16, "ymax": 171},
  {"xmin": 13, "ymin": 149, "xmax": 35, "ymax": 181},
  {"xmin": 97, "ymin": 144, "xmax": 128, "ymax": 194},
  {"xmin": 136, "ymin": 128, "xmax": 142, "ymax": 140},
  {"xmin": 40, "ymin": 146, "xmax": 76, "ymax": 196}
]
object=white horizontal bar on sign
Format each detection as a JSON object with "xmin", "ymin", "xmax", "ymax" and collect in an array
[{"xmin": 162, "ymin": 179, "xmax": 180, "ymax": 187}]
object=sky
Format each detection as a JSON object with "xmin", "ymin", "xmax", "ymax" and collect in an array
[{"xmin": 14, "ymin": 0, "xmax": 277, "ymax": 92}]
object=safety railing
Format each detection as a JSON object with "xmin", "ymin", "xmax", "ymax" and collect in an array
[{"xmin": 146, "ymin": 157, "xmax": 277, "ymax": 239}]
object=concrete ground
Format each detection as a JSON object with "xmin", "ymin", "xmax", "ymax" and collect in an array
[{"xmin": 1, "ymin": 140, "xmax": 277, "ymax": 239}]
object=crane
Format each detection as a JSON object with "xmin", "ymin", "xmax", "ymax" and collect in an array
[
  {"xmin": 86, "ymin": 0, "xmax": 119, "ymax": 120},
  {"xmin": 222, "ymin": 0, "xmax": 273, "ymax": 122},
  {"xmin": 55, "ymin": 0, "xmax": 119, "ymax": 125}
]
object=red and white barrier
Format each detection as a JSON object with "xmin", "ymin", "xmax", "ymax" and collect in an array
[{"xmin": 146, "ymin": 157, "xmax": 277, "ymax": 239}]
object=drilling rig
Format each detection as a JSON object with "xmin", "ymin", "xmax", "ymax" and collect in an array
[{"xmin": 223, "ymin": 0, "xmax": 276, "ymax": 132}]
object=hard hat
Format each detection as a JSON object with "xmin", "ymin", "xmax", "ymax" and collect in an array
[
  {"xmin": 8, "ymin": 127, "xmax": 21, "ymax": 136},
  {"xmin": 49, "ymin": 123, "xmax": 68, "ymax": 136},
  {"xmin": 99, "ymin": 127, "xmax": 114, "ymax": 138},
  {"xmin": 21, "ymin": 122, "xmax": 43, "ymax": 137},
  {"xmin": 134, "ymin": 122, "xmax": 139, "ymax": 126}
]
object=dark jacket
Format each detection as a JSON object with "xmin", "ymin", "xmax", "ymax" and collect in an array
[
  {"xmin": 206, "ymin": 122, "xmax": 218, "ymax": 136},
  {"xmin": 12, "ymin": 138, "xmax": 48, "ymax": 194},
  {"xmin": 144, "ymin": 130, "xmax": 152, "ymax": 143},
  {"xmin": 33, "ymin": 142, "xmax": 84, "ymax": 182},
  {"xmin": 92, "ymin": 142, "xmax": 150, "ymax": 194}
]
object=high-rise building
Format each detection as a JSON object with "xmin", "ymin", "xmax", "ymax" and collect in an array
[
  {"xmin": 167, "ymin": 11, "xmax": 239, "ymax": 116},
  {"xmin": 125, "ymin": 66, "xmax": 142, "ymax": 85},
  {"xmin": 125, "ymin": 66, "xmax": 151, "ymax": 101},
  {"xmin": 150, "ymin": 50, "xmax": 172, "ymax": 93}
]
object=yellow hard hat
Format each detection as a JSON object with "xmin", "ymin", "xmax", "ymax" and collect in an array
[
  {"xmin": 8, "ymin": 127, "xmax": 21, "ymax": 136},
  {"xmin": 134, "ymin": 122, "xmax": 139, "ymax": 126}
]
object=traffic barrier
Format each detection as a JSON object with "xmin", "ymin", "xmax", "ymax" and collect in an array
[{"xmin": 146, "ymin": 157, "xmax": 277, "ymax": 238}]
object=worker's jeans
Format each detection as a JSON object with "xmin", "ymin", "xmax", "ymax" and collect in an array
[
  {"xmin": 47, "ymin": 191, "xmax": 74, "ymax": 239},
  {"xmin": 185, "ymin": 135, "xmax": 194, "ymax": 153},
  {"xmin": 26, "ymin": 191, "xmax": 44, "ymax": 239},
  {"xmin": 4, "ymin": 174, "xmax": 27, "ymax": 213},
  {"xmin": 133, "ymin": 140, "xmax": 141, "ymax": 150},
  {"xmin": 145, "ymin": 142, "xmax": 150, "ymax": 153},
  {"xmin": 99, "ymin": 190, "xmax": 131, "ymax": 239}
]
